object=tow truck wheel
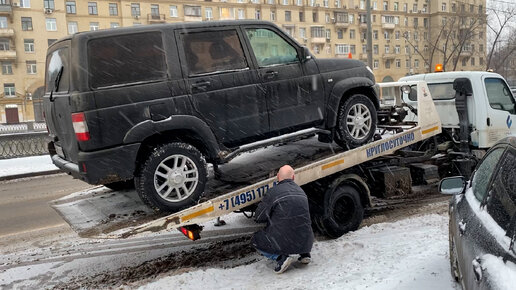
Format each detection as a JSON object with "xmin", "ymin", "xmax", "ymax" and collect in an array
[
  {"xmin": 335, "ymin": 94, "xmax": 377, "ymax": 149},
  {"xmin": 320, "ymin": 184, "xmax": 364, "ymax": 239},
  {"xmin": 136, "ymin": 142, "xmax": 207, "ymax": 213}
]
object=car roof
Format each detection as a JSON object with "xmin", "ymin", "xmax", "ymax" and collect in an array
[
  {"xmin": 399, "ymin": 71, "xmax": 504, "ymax": 83},
  {"xmin": 48, "ymin": 20, "xmax": 276, "ymax": 50}
]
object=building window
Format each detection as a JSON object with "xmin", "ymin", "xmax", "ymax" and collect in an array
[
  {"xmin": 413, "ymin": 3, "xmax": 417, "ymax": 12},
  {"xmin": 88, "ymin": 2, "xmax": 98, "ymax": 15},
  {"xmin": 462, "ymin": 58, "xmax": 467, "ymax": 66},
  {"xmin": 255, "ymin": 9, "xmax": 260, "ymax": 19},
  {"xmin": 325, "ymin": 13, "xmax": 330, "ymax": 23},
  {"xmin": 299, "ymin": 27, "xmax": 306, "ymax": 38},
  {"xmin": 373, "ymin": 45, "xmax": 378, "ymax": 54},
  {"xmin": 373, "ymin": 59, "xmax": 379, "ymax": 69},
  {"xmin": 373, "ymin": 30, "xmax": 378, "ymax": 40},
  {"xmin": 170, "ymin": 6, "xmax": 178, "ymax": 17},
  {"xmin": 90, "ymin": 22, "xmax": 99, "ymax": 31},
  {"xmin": 24, "ymin": 39, "xmax": 34, "ymax": 52},
  {"xmin": 26, "ymin": 60, "xmax": 37, "ymax": 74},
  {"xmin": 350, "ymin": 29, "xmax": 355, "ymax": 39},
  {"xmin": 0, "ymin": 39, "xmax": 8, "ymax": 50},
  {"xmin": 46, "ymin": 18, "xmax": 57, "ymax": 31},
  {"xmin": 66, "ymin": 1, "xmax": 76, "ymax": 14},
  {"xmin": 325, "ymin": 29, "xmax": 331, "ymax": 39},
  {"xmin": 299, "ymin": 11, "xmax": 304, "ymax": 22},
  {"xmin": 395, "ymin": 30, "xmax": 400, "ymax": 39},
  {"xmin": 384, "ymin": 31, "xmax": 389, "ymax": 39},
  {"xmin": 185, "ymin": 6, "xmax": 201, "ymax": 17},
  {"xmin": 312, "ymin": 12, "xmax": 318, "ymax": 22},
  {"xmin": 414, "ymin": 59, "xmax": 419, "ymax": 68},
  {"xmin": 270, "ymin": 10, "xmax": 276, "ymax": 21},
  {"xmin": 393, "ymin": 2, "xmax": 398, "ymax": 11},
  {"xmin": 383, "ymin": 1, "xmax": 388, "ymax": 10},
  {"xmin": 47, "ymin": 39, "xmax": 57, "ymax": 46},
  {"xmin": 0, "ymin": 16, "xmax": 6, "ymax": 28},
  {"xmin": 205, "ymin": 7, "xmax": 213, "ymax": 20},
  {"xmin": 285, "ymin": 11, "xmax": 291, "ymax": 22},
  {"xmin": 131, "ymin": 3, "xmax": 141, "ymax": 17},
  {"xmin": 471, "ymin": 57, "xmax": 475, "ymax": 66},
  {"xmin": 21, "ymin": 17, "xmax": 33, "ymax": 31},
  {"xmin": 44, "ymin": 0, "xmax": 55, "ymax": 9},
  {"xmin": 405, "ymin": 45, "xmax": 409, "ymax": 54},
  {"xmin": 311, "ymin": 27, "xmax": 324, "ymax": 38},
  {"xmin": 385, "ymin": 45, "xmax": 390, "ymax": 53},
  {"xmin": 337, "ymin": 29, "xmax": 343, "ymax": 39},
  {"xmin": 442, "ymin": 2, "xmax": 446, "ymax": 11},
  {"xmin": 20, "ymin": 0, "xmax": 30, "ymax": 8},
  {"xmin": 4, "ymin": 83, "xmax": 15, "ymax": 97},
  {"xmin": 110, "ymin": 22, "xmax": 119, "ymax": 28},
  {"xmin": 395, "ymin": 59, "xmax": 401, "ymax": 68},
  {"xmin": 150, "ymin": 4, "xmax": 159, "ymax": 16},
  {"xmin": 282, "ymin": 0, "xmax": 289, "ymax": 5},
  {"xmin": 68, "ymin": 21, "xmax": 78, "ymax": 34},
  {"xmin": 385, "ymin": 60, "xmax": 390, "ymax": 68},
  {"xmin": 238, "ymin": 9, "xmax": 245, "ymax": 19},
  {"xmin": 1, "ymin": 61, "xmax": 13, "ymax": 75},
  {"xmin": 335, "ymin": 44, "xmax": 350, "ymax": 55},
  {"xmin": 109, "ymin": 3, "xmax": 118, "ymax": 16}
]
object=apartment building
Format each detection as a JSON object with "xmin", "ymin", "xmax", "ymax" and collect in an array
[{"xmin": 0, "ymin": 0, "xmax": 486, "ymax": 123}]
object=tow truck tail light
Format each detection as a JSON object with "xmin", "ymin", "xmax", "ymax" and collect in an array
[
  {"xmin": 71, "ymin": 112, "xmax": 90, "ymax": 142},
  {"xmin": 179, "ymin": 225, "xmax": 202, "ymax": 241}
]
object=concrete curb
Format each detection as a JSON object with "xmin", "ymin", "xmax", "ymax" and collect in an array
[{"xmin": 0, "ymin": 169, "xmax": 63, "ymax": 182}]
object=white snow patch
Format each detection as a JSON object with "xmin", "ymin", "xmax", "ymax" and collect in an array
[
  {"xmin": 0, "ymin": 155, "xmax": 57, "ymax": 177},
  {"xmin": 482, "ymin": 254, "xmax": 516, "ymax": 290},
  {"xmin": 140, "ymin": 214, "xmax": 458, "ymax": 290}
]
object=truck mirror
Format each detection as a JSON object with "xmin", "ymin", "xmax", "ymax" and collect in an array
[{"xmin": 439, "ymin": 176, "xmax": 466, "ymax": 195}]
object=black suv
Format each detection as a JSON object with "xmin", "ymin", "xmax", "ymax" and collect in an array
[{"xmin": 44, "ymin": 20, "xmax": 378, "ymax": 213}]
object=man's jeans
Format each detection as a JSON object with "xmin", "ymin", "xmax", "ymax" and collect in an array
[{"xmin": 257, "ymin": 249, "xmax": 279, "ymax": 261}]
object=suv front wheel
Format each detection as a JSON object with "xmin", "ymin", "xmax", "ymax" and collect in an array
[
  {"xmin": 135, "ymin": 142, "xmax": 208, "ymax": 213},
  {"xmin": 335, "ymin": 94, "xmax": 377, "ymax": 149}
]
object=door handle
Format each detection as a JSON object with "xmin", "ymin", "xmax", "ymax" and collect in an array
[
  {"xmin": 458, "ymin": 219, "xmax": 466, "ymax": 236},
  {"xmin": 191, "ymin": 81, "xmax": 211, "ymax": 90},
  {"xmin": 264, "ymin": 71, "xmax": 278, "ymax": 80},
  {"xmin": 472, "ymin": 257, "xmax": 483, "ymax": 282}
]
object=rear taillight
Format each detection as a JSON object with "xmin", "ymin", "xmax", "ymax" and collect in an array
[{"xmin": 71, "ymin": 112, "xmax": 90, "ymax": 141}]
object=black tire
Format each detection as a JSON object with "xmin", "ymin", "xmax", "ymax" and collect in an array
[
  {"xmin": 320, "ymin": 185, "xmax": 364, "ymax": 239},
  {"xmin": 335, "ymin": 94, "xmax": 377, "ymax": 149},
  {"xmin": 135, "ymin": 142, "xmax": 207, "ymax": 213},
  {"xmin": 104, "ymin": 179, "xmax": 135, "ymax": 191}
]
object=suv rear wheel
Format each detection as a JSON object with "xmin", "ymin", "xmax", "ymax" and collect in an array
[
  {"xmin": 135, "ymin": 142, "xmax": 207, "ymax": 213},
  {"xmin": 335, "ymin": 94, "xmax": 377, "ymax": 149}
]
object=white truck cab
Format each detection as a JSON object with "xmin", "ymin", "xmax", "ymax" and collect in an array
[{"xmin": 399, "ymin": 71, "xmax": 516, "ymax": 148}]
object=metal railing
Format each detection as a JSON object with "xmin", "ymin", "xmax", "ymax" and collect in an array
[
  {"xmin": 0, "ymin": 122, "xmax": 47, "ymax": 135},
  {"xmin": 0, "ymin": 131, "xmax": 49, "ymax": 159}
]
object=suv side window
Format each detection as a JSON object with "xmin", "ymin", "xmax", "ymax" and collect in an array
[
  {"xmin": 471, "ymin": 147, "xmax": 505, "ymax": 202},
  {"xmin": 486, "ymin": 149, "xmax": 516, "ymax": 231},
  {"xmin": 46, "ymin": 47, "xmax": 70, "ymax": 93},
  {"xmin": 182, "ymin": 30, "xmax": 248, "ymax": 76},
  {"xmin": 484, "ymin": 78, "xmax": 516, "ymax": 114},
  {"xmin": 245, "ymin": 28, "xmax": 298, "ymax": 67},
  {"xmin": 88, "ymin": 32, "xmax": 166, "ymax": 89}
]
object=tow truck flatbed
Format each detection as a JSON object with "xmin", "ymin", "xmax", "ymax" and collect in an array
[{"xmin": 51, "ymin": 81, "xmax": 441, "ymax": 240}]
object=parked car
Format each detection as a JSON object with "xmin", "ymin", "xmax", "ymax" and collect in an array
[
  {"xmin": 43, "ymin": 20, "xmax": 379, "ymax": 213},
  {"xmin": 440, "ymin": 136, "xmax": 516, "ymax": 289}
]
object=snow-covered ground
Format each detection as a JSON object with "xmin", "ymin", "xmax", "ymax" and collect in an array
[
  {"xmin": 0, "ymin": 155, "xmax": 57, "ymax": 177},
  {"xmin": 142, "ymin": 213, "xmax": 457, "ymax": 290}
]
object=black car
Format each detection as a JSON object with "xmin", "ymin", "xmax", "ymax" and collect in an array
[
  {"xmin": 43, "ymin": 20, "xmax": 378, "ymax": 213},
  {"xmin": 440, "ymin": 136, "xmax": 516, "ymax": 289}
]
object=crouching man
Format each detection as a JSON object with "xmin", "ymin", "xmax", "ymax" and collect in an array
[{"xmin": 252, "ymin": 165, "xmax": 314, "ymax": 274}]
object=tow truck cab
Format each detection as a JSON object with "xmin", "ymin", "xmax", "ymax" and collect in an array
[{"xmin": 399, "ymin": 71, "xmax": 516, "ymax": 149}]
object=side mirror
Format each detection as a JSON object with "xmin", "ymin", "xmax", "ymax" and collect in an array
[
  {"xmin": 301, "ymin": 46, "xmax": 312, "ymax": 62},
  {"xmin": 439, "ymin": 176, "xmax": 466, "ymax": 195}
]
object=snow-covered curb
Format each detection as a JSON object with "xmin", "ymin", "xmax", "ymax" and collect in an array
[
  {"xmin": 0, "ymin": 155, "xmax": 58, "ymax": 178},
  {"xmin": 141, "ymin": 214, "xmax": 457, "ymax": 290}
]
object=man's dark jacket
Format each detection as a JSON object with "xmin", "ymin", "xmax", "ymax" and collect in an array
[{"xmin": 252, "ymin": 179, "xmax": 314, "ymax": 255}]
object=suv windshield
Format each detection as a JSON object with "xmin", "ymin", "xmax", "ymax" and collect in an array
[{"xmin": 46, "ymin": 46, "xmax": 70, "ymax": 93}]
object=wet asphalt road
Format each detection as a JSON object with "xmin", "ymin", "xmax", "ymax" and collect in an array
[{"xmin": 0, "ymin": 174, "xmax": 93, "ymax": 237}]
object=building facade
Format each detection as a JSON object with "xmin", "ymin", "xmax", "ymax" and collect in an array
[{"xmin": 0, "ymin": 0, "xmax": 486, "ymax": 123}]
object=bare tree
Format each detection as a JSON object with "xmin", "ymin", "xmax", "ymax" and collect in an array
[{"xmin": 486, "ymin": 4, "xmax": 516, "ymax": 70}]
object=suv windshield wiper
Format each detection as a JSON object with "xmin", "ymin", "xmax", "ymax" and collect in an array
[{"xmin": 49, "ymin": 66, "xmax": 64, "ymax": 102}]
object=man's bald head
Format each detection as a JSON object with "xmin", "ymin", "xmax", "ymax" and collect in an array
[{"xmin": 277, "ymin": 165, "xmax": 295, "ymax": 182}]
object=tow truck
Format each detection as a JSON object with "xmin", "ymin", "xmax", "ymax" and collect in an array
[{"xmin": 51, "ymin": 81, "xmax": 442, "ymax": 241}]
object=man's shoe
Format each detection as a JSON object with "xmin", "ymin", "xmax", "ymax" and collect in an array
[
  {"xmin": 298, "ymin": 253, "xmax": 311, "ymax": 264},
  {"xmin": 274, "ymin": 255, "xmax": 294, "ymax": 274}
]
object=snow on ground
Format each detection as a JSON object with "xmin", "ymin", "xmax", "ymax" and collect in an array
[
  {"xmin": 141, "ymin": 214, "xmax": 458, "ymax": 290},
  {"xmin": 0, "ymin": 155, "xmax": 57, "ymax": 177}
]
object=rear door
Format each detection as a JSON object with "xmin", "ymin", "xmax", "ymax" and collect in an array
[
  {"xmin": 177, "ymin": 27, "xmax": 268, "ymax": 147},
  {"xmin": 242, "ymin": 26, "xmax": 324, "ymax": 133},
  {"xmin": 43, "ymin": 41, "xmax": 77, "ymax": 162}
]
